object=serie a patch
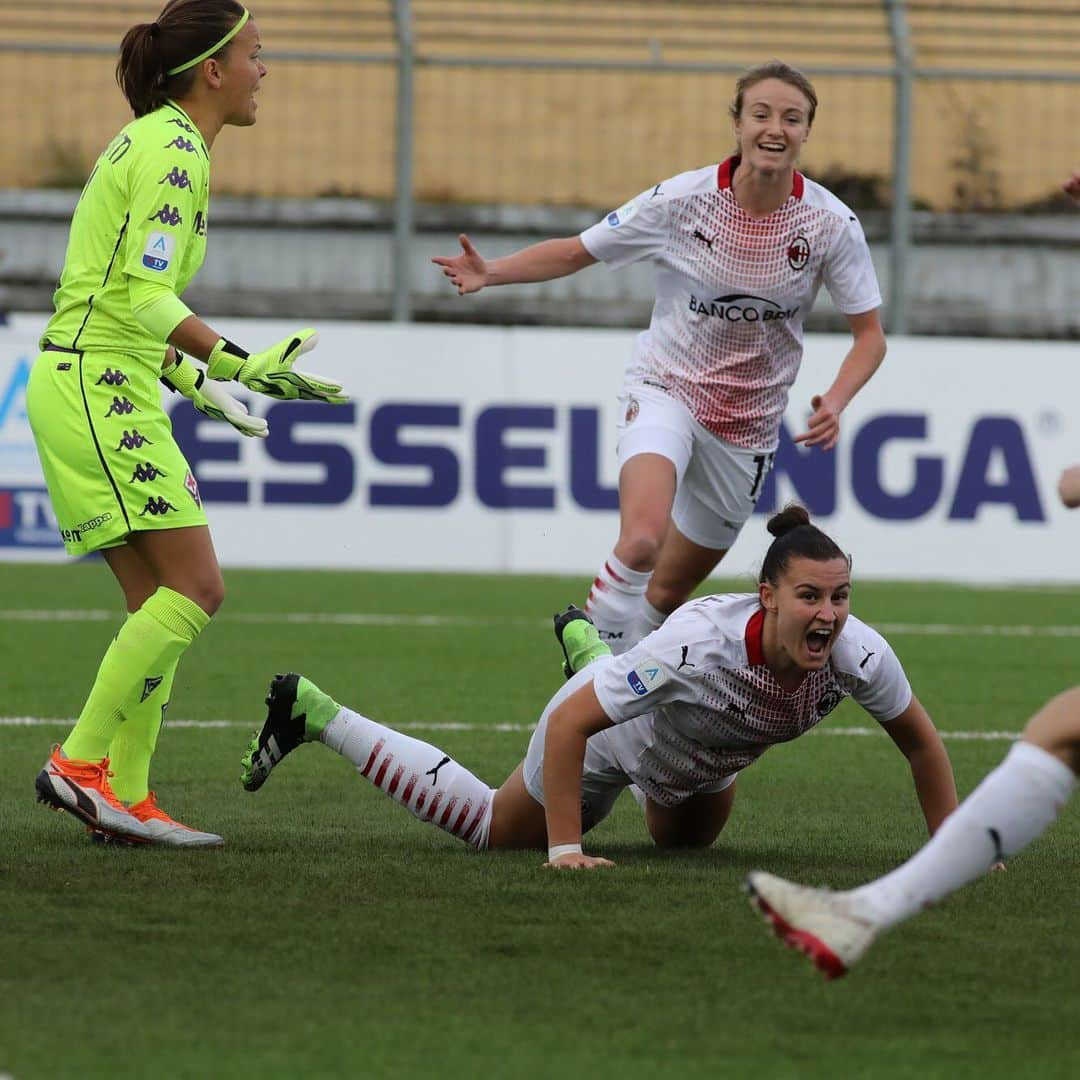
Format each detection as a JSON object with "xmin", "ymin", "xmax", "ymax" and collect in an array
[
  {"xmin": 143, "ymin": 231, "xmax": 175, "ymax": 272},
  {"xmin": 626, "ymin": 659, "xmax": 666, "ymax": 697}
]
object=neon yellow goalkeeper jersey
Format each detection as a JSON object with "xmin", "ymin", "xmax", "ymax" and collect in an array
[{"xmin": 42, "ymin": 101, "xmax": 210, "ymax": 369}]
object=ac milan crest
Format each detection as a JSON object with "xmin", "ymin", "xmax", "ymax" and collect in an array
[
  {"xmin": 184, "ymin": 468, "xmax": 202, "ymax": 507},
  {"xmin": 787, "ymin": 235, "xmax": 810, "ymax": 271},
  {"xmin": 625, "ymin": 395, "xmax": 640, "ymax": 425}
]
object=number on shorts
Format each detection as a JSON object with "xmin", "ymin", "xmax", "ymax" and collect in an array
[{"xmin": 749, "ymin": 453, "xmax": 775, "ymax": 500}]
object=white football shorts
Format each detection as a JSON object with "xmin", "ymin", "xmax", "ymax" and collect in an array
[{"xmin": 615, "ymin": 382, "xmax": 775, "ymax": 550}]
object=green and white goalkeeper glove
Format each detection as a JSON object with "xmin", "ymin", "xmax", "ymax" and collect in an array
[
  {"xmin": 205, "ymin": 329, "xmax": 347, "ymax": 404},
  {"xmin": 161, "ymin": 354, "xmax": 269, "ymax": 438}
]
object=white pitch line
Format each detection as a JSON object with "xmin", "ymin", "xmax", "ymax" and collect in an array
[
  {"xmin": 1, "ymin": 609, "xmax": 1079, "ymax": 638},
  {"xmin": 0, "ymin": 716, "xmax": 1020, "ymax": 740}
]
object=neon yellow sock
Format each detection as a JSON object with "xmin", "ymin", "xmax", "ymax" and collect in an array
[
  {"xmin": 63, "ymin": 587, "xmax": 210, "ymax": 764},
  {"xmin": 107, "ymin": 654, "xmax": 179, "ymax": 804}
]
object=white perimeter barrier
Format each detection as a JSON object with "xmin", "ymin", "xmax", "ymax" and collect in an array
[{"xmin": 0, "ymin": 314, "xmax": 1076, "ymax": 582}]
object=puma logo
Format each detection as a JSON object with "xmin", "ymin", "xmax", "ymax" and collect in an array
[{"xmin": 425, "ymin": 756, "xmax": 451, "ymax": 786}]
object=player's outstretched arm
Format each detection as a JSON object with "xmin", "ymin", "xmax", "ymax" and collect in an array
[
  {"xmin": 542, "ymin": 681, "xmax": 616, "ymax": 870},
  {"xmin": 794, "ymin": 308, "xmax": 886, "ymax": 450},
  {"xmin": 166, "ymin": 315, "xmax": 347, "ymax": 404},
  {"xmin": 881, "ymin": 693, "xmax": 959, "ymax": 835},
  {"xmin": 432, "ymin": 234, "xmax": 596, "ymax": 295}
]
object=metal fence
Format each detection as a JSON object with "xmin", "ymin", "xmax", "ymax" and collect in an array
[{"xmin": 1, "ymin": 0, "xmax": 1078, "ymax": 332}]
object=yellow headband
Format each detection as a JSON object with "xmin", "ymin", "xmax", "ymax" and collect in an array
[{"xmin": 166, "ymin": 8, "xmax": 250, "ymax": 76}]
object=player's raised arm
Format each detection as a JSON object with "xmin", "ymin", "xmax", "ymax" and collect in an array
[{"xmin": 432, "ymin": 234, "xmax": 595, "ymax": 295}]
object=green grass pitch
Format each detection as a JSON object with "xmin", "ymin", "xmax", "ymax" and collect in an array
[{"xmin": 2, "ymin": 563, "xmax": 1079, "ymax": 1079}]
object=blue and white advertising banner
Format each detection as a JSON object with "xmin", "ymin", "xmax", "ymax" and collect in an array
[{"xmin": 1, "ymin": 314, "xmax": 1076, "ymax": 582}]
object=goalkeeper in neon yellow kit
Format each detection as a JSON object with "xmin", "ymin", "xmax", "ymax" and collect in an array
[{"xmin": 28, "ymin": 0, "xmax": 347, "ymax": 847}]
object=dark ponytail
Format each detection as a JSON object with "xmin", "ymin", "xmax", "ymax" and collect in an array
[
  {"xmin": 758, "ymin": 504, "xmax": 846, "ymax": 585},
  {"xmin": 116, "ymin": 0, "xmax": 249, "ymax": 118}
]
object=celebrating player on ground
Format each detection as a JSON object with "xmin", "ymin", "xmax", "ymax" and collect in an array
[
  {"xmin": 746, "ymin": 177, "xmax": 1080, "ymax": 979},
  {"xmin": 240, "ymin": 506, "xmax": 957, "ymax": 868},
  {"xmin": 433, "ymin": 60, "xmax": 887, "ymax": 656},
  {"xmin": 30, "ymin": 0, "xmax": 347, "ymax": 848}
]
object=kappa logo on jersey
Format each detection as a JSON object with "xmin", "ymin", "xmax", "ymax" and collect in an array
[
  {"xmin": 787, "ymin": 235, "xmax": 811, "ymax": 271},
  {"xmin": 142, "ymin": 231, "xmax": 175, "ymax": 272},
  {"xmin": 165, "ymin": 136, "xmax": 198, "ymax": 153},
  {"xmin": 95, "ymin": 367, "xmax": 128, "ymax": 387},
  {"xmin": 194, "ymin": 210, "xmax": 207, "ymax": 236},
  {"xmin": 131, "ymin": 463, "xmax": 165, "ymax": 483},
  {"xmin": 139, "ymin": 496, "xmax": 179, "ymax": 517},
  {"xmin": 149, "ymin": 203, "xmax": 183, "ymax": 227},
  {"xmin": 688, "ymin": 293, "xmax": 799, "ymax": 323},
  {"xmin": 116, "ymin": 429, "xmax": 152, "ymax": 451},
  {"xmin": 104, "ymin": 396, "xmax": 139, "ymax": 418},
  {"xmin": 184, "ymin": 469, "xmax": 201, "ymax": 507},
  {"xmin": 606, "ymin": 199, "xmax": 639, "ymax": 228},
  {"xmin": 626, "ymin": 658, "xmax": 666, "ymax": 697},
  {"xmin": 167, "ymin": 118, "xmax": 196, "ymax": 134},
  {"xmin": 159, "ymin": 166, "xmax": 193, "ymax": 190},
  {"xmin": 624, "ymin": 395, "xmax": 639, "ymax": 424}
]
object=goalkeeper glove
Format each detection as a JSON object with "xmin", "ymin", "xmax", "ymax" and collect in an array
[
  {"xmin": 205, "ymin": 329, "xmax": 347, "ymax": 404},
  {"xmin": 161, "ymin": 354, "xmax": 269, "ymax": 438}
]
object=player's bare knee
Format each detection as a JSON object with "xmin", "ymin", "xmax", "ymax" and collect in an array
[
  {"xmin": 616, "ymin": 531, "xmax": 663, "ymax": 571},
  {"xmin": 1022, "ymin": 686, "xmax": 1080, "ymax": 766}
]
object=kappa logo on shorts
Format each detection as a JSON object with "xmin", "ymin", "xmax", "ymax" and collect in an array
[
  {"xmin": 130, "ymin": 462, "xmax": 165, "ymax": 483},
  {"xmin": 625, "ymin": 395, "xmax": 640, "ymax": 424},
  {"xmin": 787, "ymin": 235, "xmax": 811, "ymax": 271},
  {"xmin": 116, "ymin": 429, "xmax": 152, "ymax": 451},
  {"xmin": 184, "ymin": 469, "xmax": 201, "ymax": 508},
  {"xmin": 104, "ymin": 396, "xmax": 139, "ymax": 418},
  {"xmin": 139, "ymin": 496, "xmax": 179, "ymax": 517},
  {"xmin": 626, "ymin": 658, "xmax": 666, "ymax": 697},
  {"xmin": 96, "ymin": 368, "xmax": 129, "ymax": 387},
  {"xmin": 158, "ymin": 166, "xmax": 192, "ymax": 190}
]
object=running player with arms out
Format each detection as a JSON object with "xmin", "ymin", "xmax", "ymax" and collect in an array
[
  {"xmin": 238, "ymin": 506, "xmax": 956, "ymax": 870},
  {"xmin": 746, "ymin": 173, "xmax": 1080, "ymax": 979},
  {"xmin": 30, "ymin": 0, "xmax": 346, "ymax": 847},
  {"xmin": 433, "ymin": 60, "xmax": 886, "ymax": 655}
]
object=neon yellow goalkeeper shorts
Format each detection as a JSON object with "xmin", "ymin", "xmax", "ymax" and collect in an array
[{"xmin": 26, "ymin": 346, "xmax": 208, "ymax": 556}]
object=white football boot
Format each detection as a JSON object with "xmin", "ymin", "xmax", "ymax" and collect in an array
[{"xmin": 745, "ymin": 871, "xmax": 880, "ymax": 979}]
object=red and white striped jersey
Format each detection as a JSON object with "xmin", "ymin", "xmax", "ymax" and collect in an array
[
  {"xmin": 590, "ymin": 593, "xmax": 911, "ymax": 806},
  {"xmin": 580, "ymin": 157, "xmax": 881, "ymax": 450}
]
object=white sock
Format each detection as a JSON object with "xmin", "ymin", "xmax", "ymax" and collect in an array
[
  {"xmin": 847, "ymin": 741, "xmax": 1076, "ymax": 928},
  {"xmin": 631, "ymin": 597, "xmax": 669, "ymax": 645},
  {"xmin": 321, "ymin": 708, "xmax": 495, "ymax": 849},
  {"xmin": 585, "ymin": 552, "xmax": 651, "ymax": 655}
]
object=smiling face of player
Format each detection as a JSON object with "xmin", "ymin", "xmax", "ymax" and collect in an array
[
  {"xmin": 733, "ymin": 77, "xmax": 812, "ymax": 179},
  {"xmin": 218, "ymin": 20, "xmax": 266, "ymax": 127},
  {"xmin": 760, "ymin": 555, "xmax": 851, "ymax": 686}
]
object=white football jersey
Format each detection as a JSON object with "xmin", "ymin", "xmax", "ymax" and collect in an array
[
  {"xmin": 580, "ymin": 158, "xmax": 881, "ymax": 450},
  {"xmin": 590, "ymin": 593, "xmax": 911, "ymax": 806}
]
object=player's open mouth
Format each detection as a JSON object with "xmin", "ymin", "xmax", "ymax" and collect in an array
[
  {"xmin": 805, "ymin": 629, "xmax": 832, "ymax": 656},
  {"xmin": 758, "ymin": 143, "xmax": 786, "ymax": 154}
]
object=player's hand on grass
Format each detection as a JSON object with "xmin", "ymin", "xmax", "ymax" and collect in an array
[
  {"xmin": 543, "ymin": 851, "xmax": 616, "ymax": 870},
  {"xmin": 432, "ymin": 234, "xmax": 488, "ymax": 295},
  {"xmin": 161, "ymin": 354, "xmax": 268, "ymax": 438},
  {"xmin": 793, "ymin": 393, "xmax": 842, "ymax": 451},
  {"xmin": 207, "ymin": 329, "xmax": 348, "ymax": 404}
]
